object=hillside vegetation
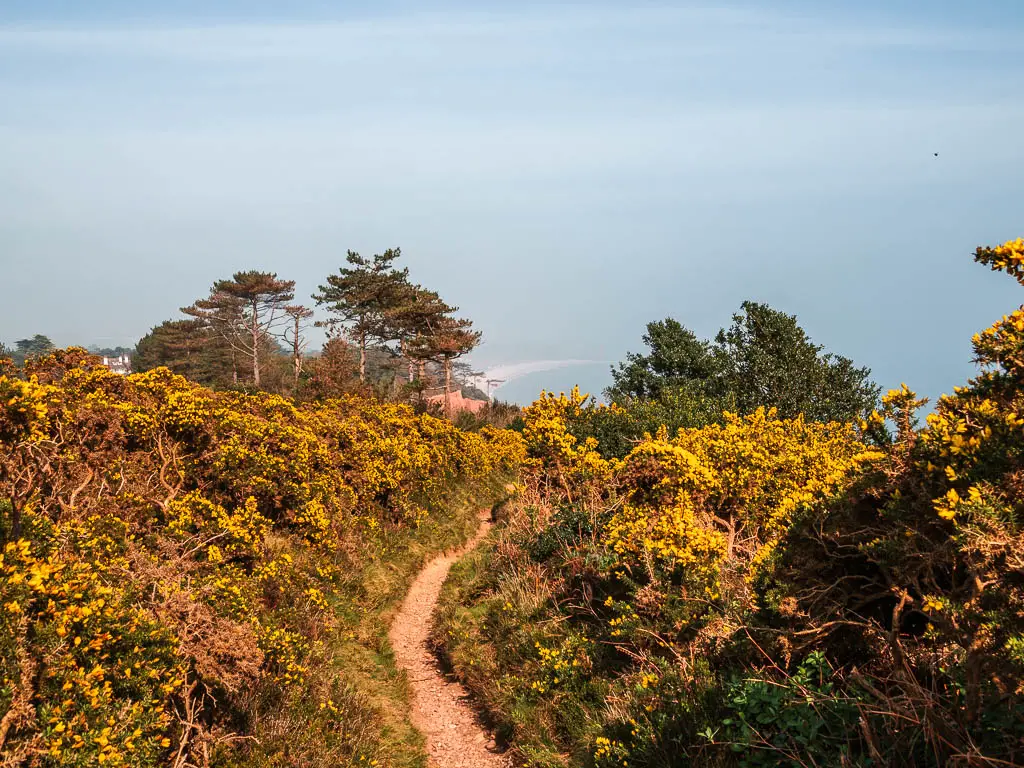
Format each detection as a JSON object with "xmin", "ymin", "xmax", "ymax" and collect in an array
[
  {"xmin": 434, "ymin": 239, "xmax": 1024, "ymax": 767},
  {"xmin": 3, "ymin": 238, "xmax": 1023, "ymax": 768},
  {"xmin": 0, "ymin": 350, "xmax": 522, "ymax": 766},
  {"xmin": 131, "ymin": 248, "xmax": 483, "ymax": 405}
]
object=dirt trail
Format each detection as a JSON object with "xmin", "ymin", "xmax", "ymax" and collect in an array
[{"xmin": 389, "ymin": 511, "xmax": 510, "ymax": 768}]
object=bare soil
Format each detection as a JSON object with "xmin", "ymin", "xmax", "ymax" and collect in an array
[{"xmin": 388, "ymin": 511, "xmax": 510, "ymax": 768}]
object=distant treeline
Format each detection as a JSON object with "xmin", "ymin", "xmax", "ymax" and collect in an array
[{"xmin": 5, "ymin": 249, "xmax": 495, "ymax": 410}]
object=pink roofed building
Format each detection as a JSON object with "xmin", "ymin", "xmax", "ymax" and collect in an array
[{"xmin": 424, "ymin": 389, "xmax": 488, "ymax": 417}]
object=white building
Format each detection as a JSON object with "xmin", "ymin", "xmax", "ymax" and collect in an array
[{"xmin": 101, "ymin": 354, "xmax": 132, "ymax": 375}]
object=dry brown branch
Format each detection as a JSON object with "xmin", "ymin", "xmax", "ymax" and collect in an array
[{"xmin": 0, "ymin": 616, "xmax": 37, "ymax": 754}]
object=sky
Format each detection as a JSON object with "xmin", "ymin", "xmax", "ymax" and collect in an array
[{"xmin": 1, "ymin": 1, "xmax": 1022, "ymax": 404}]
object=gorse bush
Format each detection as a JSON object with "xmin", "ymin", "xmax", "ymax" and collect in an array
[
  {"xmin": 435, "ymin": 240, "xmax": 1024, "ymax": 767},
  {"xmin": 435, "ymin": 394, "xmax": 873, "ymax": 766},
  {"xmin": 0, "ymin": 352, "xmax": 524, "ymax": 766},
  {"xmin": 763, "ymin": 240, "xmax": 1024, "ymax": 763}
]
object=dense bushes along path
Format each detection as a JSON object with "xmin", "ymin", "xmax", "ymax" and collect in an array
[{"xmin": 389, "ymin": 510, "xmax": 510, "ymax": 768}]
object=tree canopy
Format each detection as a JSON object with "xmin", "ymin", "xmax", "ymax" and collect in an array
[
  {"xmin": 10, "ymin": 335, "xmax": 55, "ymax": 365},
  {"xmin": 411, "ymin": 314, "xmax": 482, "ymax": 411},
  {"xmin": 387, "ymin": 285, "xmax": 454, "ymax": 363},
  {"xmin": 606, "ymin": 318, "xmax": 724, "ymax": 402},
  {"xmin": 313, "ymin": 249, "xmax": 410, "ymax": 381},
  {"xmin": 127, "ymin": 248, "xmax": 486, "ymax": 405},
  {"xmin": 134, "ymin": 318, "xmax": 230, "ymax": 386},
  {"xmin": 607, "ymin": 301, "xmax": 879, "ymax": 425},
  {"xmin": 183, "ymin": 271, "xmax": 295, "ymax": 387}
]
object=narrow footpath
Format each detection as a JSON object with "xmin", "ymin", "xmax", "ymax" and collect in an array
[{"xmin": 388, "ymin": 511, "xmax": 510, "ymax": 768}]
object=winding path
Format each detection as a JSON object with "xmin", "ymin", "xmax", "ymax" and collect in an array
[{"xmin": 388, "ymin": 511, "xmax": 510, "ymax": 768}]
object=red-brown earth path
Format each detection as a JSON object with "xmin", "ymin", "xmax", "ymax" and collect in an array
[{"xmin": 388, "ymin": 511, "xmax": 511, "ymax": 768}]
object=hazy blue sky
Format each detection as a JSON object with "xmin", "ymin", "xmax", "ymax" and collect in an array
[{"xmin": 1, "ymin": 1, "xmax": 1021, "ymax": 403}]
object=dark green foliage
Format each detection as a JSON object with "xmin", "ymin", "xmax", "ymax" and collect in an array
[
  {"xmin": 134, "ymin": 318, "xmax": 236, "ymax": 386},
  {"xmin": 526, "ymin": 504, "xmax": 601, "ymax": 563},
  {"xmin": 607, "ymin": 303, "xmax": 879, "ymax": 432},
  {"xmin": 451, "ymin": 400, "xmax": 522, "ymax": 431},
  {"xmin": 608, "ymin": 319, "xmax": 724, "ymax": 402},
  {"xmin": 183, "ymin": 270, "xmax": 295, "ymax": 388},
  {"xmin": 10, "ymin": 334, "xmax": 55, "ymax": 365},
  {"xmin": 716, "ymin": 302, "xmax": 879, "ymax": 422},
  {"xmin": 314, "ymin": 248, "xmax": 411, "ymax": 382},
  {"xmin": 719, "ymin": 652, "xmax": 864, "ymax": 768},
  {"xmin": 569, "ymin": 385, "xmax": 734, "ymax": 458}
]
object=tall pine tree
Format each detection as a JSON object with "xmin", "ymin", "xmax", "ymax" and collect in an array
[
  {"xmin": 184, "ymin": 271, "xmax": 294, "ymax": 388},
  {"xmin": 313, "ymin": 249, "xmax": 409, "ymax": 382}
]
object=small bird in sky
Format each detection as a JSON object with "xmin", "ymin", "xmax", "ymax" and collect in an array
[{"xmin": 934, "ymin": 152, "xmax": 939, "ymax": 157}]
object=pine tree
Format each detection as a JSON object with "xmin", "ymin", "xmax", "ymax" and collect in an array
[
  {"xmin": 12, "ymin": 335, "xmax": 55, "ymax": 365},
  {"xmin": 387, "ymin": 285, "xmax": 454, "ymax": 386},
  {"xmin": 282, "ymin": 305, "xmax": 315, "ymax": 392},
  {"xmin": 184, "ymin": 271, "xmax": 295, "ymax": 388},
  {"xmin": 135, "ymin": 318, "xmax": 236, "ymax": 385},
  {"xmin": 313, "ymin": 249, "xmax": 409, "ymax": 382},
  {"xmin": 414, "ymin": 315, "xmax": 481, "ymax": 413}
]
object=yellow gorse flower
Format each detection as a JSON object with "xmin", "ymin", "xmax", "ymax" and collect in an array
[{"xmin": 0, "ymin": 352, "xmax": 526, "ymax": 764}]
